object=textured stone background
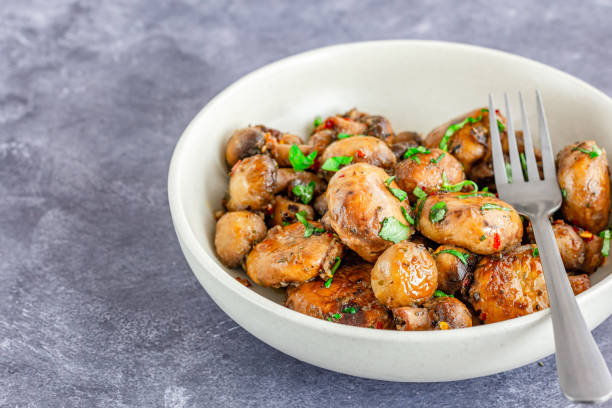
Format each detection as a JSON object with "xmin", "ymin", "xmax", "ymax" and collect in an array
[{"xmin": 2, "ymin": 1, "xmax": 612, "ymax": 407}]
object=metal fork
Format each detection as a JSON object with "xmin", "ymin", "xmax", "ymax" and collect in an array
[{"xmin": 489, "ymin": 91, "xmax": 612, "ymax": 403}]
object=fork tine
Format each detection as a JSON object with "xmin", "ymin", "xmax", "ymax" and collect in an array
[
  {"xmin": 518, "ymin": 92, "xmax": 540, "ymax": 181},
  {"xmin": 504, "ymin": 93, "xmax": 524, "ymax": 182},
  {"xmin": 489, "ymin": 94, "xmax": 508, "ymax": 186},
  {"xmin": 536, "ymin": 90, "xmax": 556, "ymax": 180}
]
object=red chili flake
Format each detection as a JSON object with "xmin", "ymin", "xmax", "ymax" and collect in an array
[
  {"xmin": 327, "ymin": 232, "xmax": 333, "ymax": 238},
  {"xmin": 493, "ymin": 233, "xmax": 501, "ymax": 250},
  {"xmin": 356, "ymin": 149, "xmax": 365, "ymax": 158},
  {"xmin": 324, "ymin": 119, "xmax": 335, "ymax": 129},
  {"xmin": 375, "ymin": 321, "xmax": 383, "ymax": 329},
  {"xmin": 495, "ymin": 192, "xmax": 499, "ymax": 198},
  {"xmin": 480, "ymin": 312, "xmax": 487, "ymax": 321},
  {"xmin": 309, "ymin": 157, "xmax": 321, "ymax": 171},
  {"xmin": 495, "ymin": 109, "xmax": 500, "ymax": 114},
  {"xmin": 339, "ymin": 174, "xmax": 345, "ymax": 178}
]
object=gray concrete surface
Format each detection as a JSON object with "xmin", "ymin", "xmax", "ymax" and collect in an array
[{"xmin": 2, "ymin": 1, "xmax": 612, "ymax": 407}]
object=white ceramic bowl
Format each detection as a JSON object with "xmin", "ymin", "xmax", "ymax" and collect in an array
[{"xmin": 168, "ymin": 40, "xmax": 612, "ymax": 382}]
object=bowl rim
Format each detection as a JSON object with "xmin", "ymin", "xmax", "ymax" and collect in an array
[{"xmin": 168, "ymin": 39, "xmax": 612, "ymax": 342}]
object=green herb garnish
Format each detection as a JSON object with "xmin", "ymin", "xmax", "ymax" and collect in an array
[
  {"xmin": 401, "ymin": 206, "xmax": 415, "ymax": 225},
  {"xmin": 404, "ymin": 146, "xmax": 430, "ymax": 160},
  {"xmin": 324, "ymin": 256, "xmax": 342, "ymax": 288},
  {"xmin": 321, "ymin": 156, "xmax": 353, "ymax": 172},
  {"xmin": 292, "ymin": 181, "xmax": 316, "ymax": 204},
  {"xmin": 295, "ymin": 210, "xmax": 325, "ymax": 238},
  {"xmin": 430, "ymin": 152, "xmax": 445, "ymax": 164},
  {"xmin": 429, "ymin": 201, "xmax": 448, "ymax": 223},
  {"xmin": 434, "ymin": 289, "xmax": 454, "ymax": 298},
  {"xmin": 385, "ymin": 176, "xmax": 408, "ymax": 202},
  {"xmin": 289, "ymin": 144, "xmax": 317, "ymax": 171},
  {"xmin": 505, "ymin": 162, "xmax": 513, "ymax": 183},
  {"xmin": 480, "ymin": 203, "xmax": 512, "ymax": 212},
  {"xmin": 458, "ymin": 191, "xmax": 495, "ymax": 199},
  {"xmin": 561, "ymin": 188, "xmax": 567, "ymax": 199},
  {"xmin": 413, "ymin": 186, "xmax": 428, "ymax": 200},
  {"xmin": 440, "ymin": 171, "xmax": 479, "ymax": 193},
  {"xmin": 436, "ymin": 249, "xmax": 469, "ymax": 265},
  {"xmin": 520, "ymin": 152, "xmax": 528, "ymax": 181},
  {"xmin": 379, "ymin": 216, "xmax": 411, "ymax": 243},
  {"xmin": 342, "ymin": 306, "xmax": 358, "ymax": 314},
  {"xmin": 532, "ymin": 247, "xmax": 539, "ymax": 257},
  {"xmin": 282, "ymin": 221, "xmax": 290, "ymax": 226},
  {"xmin": 480, "ymin": 234, "xmax": 487, "ymax": 241},
  {"xmin": 314, "ymin": 116, "xmax": 322, "ymax": 127},
  {"xmin": 337, "ymin": 133, "xmax": 352, "ymax": 139},
  {"xmin": 331, "ymin": 313, "xmax": 342, "ymax": 320},
  {"xmin": 573, "ymin": 145, "xmax": 602, "ymax": 158},
  {"xmin": 600, "ymin": 229, "xmax": 611, "ymax": 257}
]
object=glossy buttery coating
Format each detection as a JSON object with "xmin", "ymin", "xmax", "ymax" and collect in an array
[
  {"xmin": 284, "ymin": 263, "xmax": 393, "ymax": 329},
  {"xmin": 557, "ymin": 140, "xmax": 610, "ymax": 233},
  {"xmin": 225, "ymin": 154, "xmax": 277, "ymax": 211},
  {"xmin": 395, "ymin": 148, "xmax": 465, "ymax": 200},
  {"xmin": 433, "ymin": 245, "xmax": 476, "ymax": 296},
  {"xmin": 371, "ymin": 241, "xmax": 438, "ymax": 308},
  {"xmin": 214, "ymin": 211, "xmax": 267, "ymax": 268},
  {"xmin": 225, "ymin": 127, "xmax": 267, "ymax": 167},
  {"xmin": 418, "ymin": 192, "xmax": 523, "ymax": 255},
  {"xmin": 424, "ymin": 108, "xmax": 506, "ymax": 173},
  {"xmin": 468, "ymin": 245, "xmax": 549, "ymax": 324},
  {"xmin": 245, "ymin": 222, "xmax": 343, "ymax": 287},
  {"xmin": 271, "ymin": 196, "xmax": 314, "ymax": 227},
  {"xmin": 392, "ymin": 297, "xmax": 472, "ymax": 331},
  {"xmin": 326, "ymin": 163, "xmax": 414, "ymax": 262},
  {"xmin": 320, "ymin": 136, "xmax": 396, "ymax": 172}
]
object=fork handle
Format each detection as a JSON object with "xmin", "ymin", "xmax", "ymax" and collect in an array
[{"xmin": 531, "ymin": 214, "xmax": 612, "ymax": 402}]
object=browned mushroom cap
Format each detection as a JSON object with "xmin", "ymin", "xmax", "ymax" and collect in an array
[
  {"xmin": 423, "ymin": 297, "xmax": 473, "ymax": 329},
  {"xmin": 568, "ymin": 274, "xmax": 591, "ymax": 296},
  {"xmin": 432, "ymin": 245, "xmax": 476, "ymax": 296},
  {"xmin": 214, "ymin": 211, "xmax": 267, "ymax": 268},
  {"xmin": 225, "ymin": 154, "xmax": 277, "ymax": 211},
  {"xmin": 362, "ymin": 115, "xmax": 394, "ymax": 142},
  {"xmin": 225, "ymin": 127, "xmax": 267, "ymax": 167},
  {"xmin": 371, "ymin": 241, "xmax": 438, "ymax": 308},
  {"xmin": 392, "ymin": 296, "xmax": 472, "ymax": 330},
  {"xmin": 388, "ymin": 131, "xmax": 422, "ymax": 159},
  {"xmin": 582, "ymin": 232, "xmax": 605, "ymax": 274},
  {"xmin": 392, "ymin": 306, "xmax": 432, "ymax": 331},
  {"xmin": 469, "ymin": 245, "xmax": 549, "ymax": 324},
  {"xmin": 320, "ymin": 136, "xmax": 396, "ymax": 173},
  {"xmin": 557, "ymin": 140, "xmax": 610, "ymax": 233},
  {"xmin": 326, "ymin": 163, "xmax": 414, "ymax": 262},
  {"xmin": 395, "ymin": 148, "xmax": 465, "ymax": 201},
  {"xmin": 285, "ymin": 263, "xmax": 393, "ymax": 329},
  {"xmin": 417, "ymin": 192, "xmax": 523, "ymax": 255},
  {"xmin": 245, "ymin": 222, "xmax": 343, "ymax": 287},
  {"xmin": 424, "ymin": 108, "xmax": 505, "ymax": 173},
  {"xmin": 270, "ymin": 196, "xmax": 315, "ymax": 227},
  {"xmin": 313, "ymin": 115, "xmax": 367, "ymax": 135}
]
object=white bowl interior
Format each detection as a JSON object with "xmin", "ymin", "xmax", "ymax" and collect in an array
[{"xmin": 169, "ymin": 41, "xmax": 612, "ymax": 381}]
